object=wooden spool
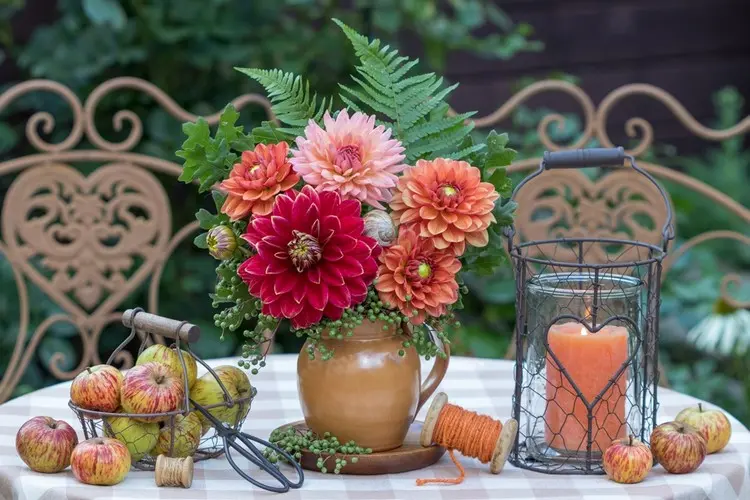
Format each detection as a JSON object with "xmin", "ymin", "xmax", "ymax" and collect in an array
[
  {"xmin": 419, "ymin": 392, "xmax": 518, "ymax": 474},
  {"xmin": 155, "ymin": 455, "xmax": 194, "ymax": 488}
]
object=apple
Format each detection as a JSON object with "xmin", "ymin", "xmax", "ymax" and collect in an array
[
  {"xmin": 71, "ymin": 438, "xmax": 130, "ymax": 486},
  {"xmin": 136, "ymin": 344, "xmax": 197, "ymax": 389},
  {"xmin": 152, "ymin": 412, "xmax": 202, "ymax": 457},
  {"xmin": 16, "ymin": 416, "xmax": 79, "ymax": 473},
  {"xmin": 103, "ymin": 412, "xmax": 159, "ymax": 461},
  {"xmin": 70, "ymin": 365, "xmax": 123, "ymax": 413},
  {"xmin": 214, "ymin": 365, "xmax": 252, "ymax": 422},
  {"xmin": 190, "ymin": 365, "xmax": 252, "ymax": 434},
  {"xmin": 121, "ymin": 362, "xmax": 185, "ymax": 422},
  {"xmin": 675, "ymin": 403, "xmax": 732, "ymax": 454},
  {"xmin": 602, "ymin": 436, "xmax": 653, "ymax": 484},
  {"xmin": 650, "ymin": 421, "xmax": 707, "ymax": 474}
]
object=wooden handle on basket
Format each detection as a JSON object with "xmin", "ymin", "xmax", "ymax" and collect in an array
[{"xmin": 122, "ymin": 309, "xmax": 200, "ymax": 343}]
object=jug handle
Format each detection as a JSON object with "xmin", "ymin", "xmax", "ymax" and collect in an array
[{"xmin": 416, "ymin": 326, "xmax": 451, "ymax": 413}]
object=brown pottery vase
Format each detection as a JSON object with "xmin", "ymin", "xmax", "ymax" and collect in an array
[{"xmin": 297, "ymin": 320, "xmax": 449, "ymax": 452}]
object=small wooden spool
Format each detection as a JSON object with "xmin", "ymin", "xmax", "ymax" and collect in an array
[
  {"xmin": 420, "ymin": 392, "xmax": 518, "ymax": 474},
  {"xmin": 155, "ymin": 455, "xmax": 194, "ymax": 488}
]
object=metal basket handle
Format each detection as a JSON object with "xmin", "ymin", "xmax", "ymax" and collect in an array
[{"xmin": 505, "ymin": 147, "xmax": 675, "ymax": 252}]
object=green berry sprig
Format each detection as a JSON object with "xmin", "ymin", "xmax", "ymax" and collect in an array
[
  {"xmin": 265, "ymin": 427, "xmax": 371, "ymax": 474},
  {"xmin": 238, "ymin": 313, "xmax": 279, "ymax": 373}
]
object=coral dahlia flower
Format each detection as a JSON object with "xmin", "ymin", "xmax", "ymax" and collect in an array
[
  {"xmin": 376, "ymin": 228, "xmax": 461, "ymax": 324},
  {"xmin": 390, "ymin": 158, "xmax": 499, "ymax": 256},
  {"xmin": 290, "ymin": 110, "xmax": 407, "ymax": 209},
  {"xmin": 238, "ymin": 185, "xmax": 380, "ymax": 328},
  {"xmin": 219, "ymin": 141, "xmax": 299, "ymax": 219}
]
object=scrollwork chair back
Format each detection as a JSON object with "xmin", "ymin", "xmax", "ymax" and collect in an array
[
  {"xmin": 0, "ymin": 78, "xmax": 274, "ymax": 403},
  {"xmin": 490, "ymin": 81, "xmax": 750, "ymax": 386}
]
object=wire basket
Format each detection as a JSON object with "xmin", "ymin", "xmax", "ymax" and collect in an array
[
  {"xmin": 68, "ymin": 308, "xmax": 256, "ymax": 471},
  {"xmin": 505, "ymin": 148, "xmax": 674, "ymax": 474}
]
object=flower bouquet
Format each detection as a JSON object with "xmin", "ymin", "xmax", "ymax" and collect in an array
[{"xmin": 178, "ymin": 19, "xmax": 516, "ymax": 468}]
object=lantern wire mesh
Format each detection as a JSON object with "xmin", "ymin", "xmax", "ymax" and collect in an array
[
  {"xmin": 505, "ymin": 148, "xmax": 674, "ymax": 474},
  {"xmin": 68, "ymin": 308, "xmax": 254, "ymax": 471}
]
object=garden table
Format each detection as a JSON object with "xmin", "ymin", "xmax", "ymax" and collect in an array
[{"xmin": 1, "ymin": 355, "xmax": 749, "ymax": 500}]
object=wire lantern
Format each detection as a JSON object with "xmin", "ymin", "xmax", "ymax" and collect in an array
[
  {"xmin": 69, "ymin": 308, "xmax": 255, "ymax": 471},
  {"xmin": 506, "ymin": 148, "xmax": 674, "ymax": 474}
]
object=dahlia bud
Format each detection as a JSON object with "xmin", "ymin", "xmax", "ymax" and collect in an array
[
  {"xmin": 363, "ymin": 210, "xmax": 397, "ymax": 247},
  {"xmin": 206, "ymin": 225, "xmax": 237, "ymax": 260}
]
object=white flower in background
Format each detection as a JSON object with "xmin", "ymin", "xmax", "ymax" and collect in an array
[{"xmin": 687, "ymin": 301, "xmax": 750, "ymax": 356}]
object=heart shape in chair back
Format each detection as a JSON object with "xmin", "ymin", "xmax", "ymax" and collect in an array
[{"xmin": 2, "ymin": 163, "xmax": 171, "ymax": 318}]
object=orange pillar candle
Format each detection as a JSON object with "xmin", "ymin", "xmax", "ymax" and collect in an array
[{"xmin": 545, "ymin": 322, "xmax": 628, "ymax": 453}]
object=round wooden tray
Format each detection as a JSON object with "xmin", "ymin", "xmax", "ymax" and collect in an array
[{"xmin": 273, "ymin": 421, "xmax": 445, "ymax": 475}]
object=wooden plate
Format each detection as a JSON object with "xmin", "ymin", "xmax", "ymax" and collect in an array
[{"xmin": 273, "ymin": 421, "xmax": 445, "ymax": 475}]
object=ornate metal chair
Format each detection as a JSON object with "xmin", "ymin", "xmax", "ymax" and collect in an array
[
  {"xmin": 496, "ymin": 82, "xmax": 750, "ymax": 387},
  {"xmin": 0, "ymin": 78, "xmax": 273, "ymax": 403}
]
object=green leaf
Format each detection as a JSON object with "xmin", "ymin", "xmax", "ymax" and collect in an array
[
  {"xmin": 235, "ymin": 67, "xmax": 329, "ymax": 136},
  {"xmin": 333, "ymin": 18, "xmax": 471, "ymax": 160},
  {"xmin": 485, "ymin": 148, "xmax": 517, "ymax": 170},
  {"xmin": 212, "ymin": 190, "xmax": 227, "ymax": 212},
  {"xmin": 252, "ymin": 121, "xmax": 296, "ymax": 144},
  {"xmin": 177, "ymin": 106, "xmax": 247, "ymax": 193},
  {"xmin": 486, "ymin": 169, "xmax": 512, "ymax": 195},
  {"xmin": 486, "ymin": 130, "xmax": 509, "ymax": 149},
  {"xmin": 196, "ymin": 209, "xmax": 217, "ymax": 230},
  {"xmin": 82, "ymin": 0, "xmax": 126, "ymax": 31},
  {"xmin": 194, "ymin": 232, "xmax": 208, "ymax": 249},
  {"xmin": 494, "ymin": 200, "xmax": 517, "ymax": 227}
]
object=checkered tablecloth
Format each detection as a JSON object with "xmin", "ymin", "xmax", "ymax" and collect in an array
[{"xmin": 1, "ymin": 355, "xmax": 749, "ymax": 500}]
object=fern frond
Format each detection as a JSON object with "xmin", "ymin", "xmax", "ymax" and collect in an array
[
  {"xmin": 402, "ymin": 112, "xmax": 475, "ymax": 146},
  {"xmin": 235, "ymin": 67, "xmax": 330, "ymax": 137},
  {"xmin": 334, "ymin": 18, "xmax": 471, "ymax": 160},
  {"xmin": 445, "ymin": 143, "xmax": 487, "ymax": 160},
  {"xmin": 407, "ymin": 121, "xmax": 475, "ymax": 160}
]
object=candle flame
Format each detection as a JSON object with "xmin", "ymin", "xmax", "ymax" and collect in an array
[{"xmin": 580, "ymin": 326, "xmax": 589, "ymax": 336}]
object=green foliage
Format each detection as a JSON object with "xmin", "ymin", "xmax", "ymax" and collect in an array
[
  {"xmin": 457, "ymin": 131, "xmax": 517, "ymax": 276},
  {"xmin": 266, "ymin": 426, "xmax": 372, "ymax": 474},
  {"xmin": 177, "ymin": 105, "xmax": 254, "ymax": 192},
  {"xmin": 234, "ymin": 68, "xmax": 331, "ymax": 139},
  {"xmin": 334, "ymin": 18, "xmax": 475, "ymax": 162}
]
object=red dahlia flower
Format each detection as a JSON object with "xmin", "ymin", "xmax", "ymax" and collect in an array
[{"xmin": 238, "ymin": 185, "xmax": 380, "ymax": 328}]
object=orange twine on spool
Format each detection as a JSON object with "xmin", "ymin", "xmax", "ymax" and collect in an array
[{"xmin": 417, "ymin": 392, "xmax": 518, "ymax": 486}]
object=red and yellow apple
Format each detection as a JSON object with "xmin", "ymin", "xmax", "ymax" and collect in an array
[
  {"xmin": 103, "ymin": 412, "xmax": 159, "ymax": 461},
  {"xmin": 121, "ymin": 362, "xmax": 185, "ymax": 422},
  {"xmin": 15, "ymin": 416, "xmax": 79, "ymax": 473},
  {"xmin": 602, "ymin": 436, "xmax": 653, "ymax": 484},
  {"xmin": 190, "ymin": 365, "xmax": 252, "ymax": 434},
  {"xmin": 70, "ymin": 365, "xmax": 123, "ymax": 413},
  {"xmin": 136, "ymin": 344, "xmax": 197, "ymax": 389},
  {"xmin": 71, "ymin": 438, "xmax": 130, "ymax": 485},
  {"xmin": 650, "ymin": 421, "xmax": 707, "ymax": 474},
  {"xmin": 675, "ymin": 403, "xmax": 732, "ymax": 454},
  {"xmin": 152, "ymin": 412, "xmax": 202, "ymax": 457}
]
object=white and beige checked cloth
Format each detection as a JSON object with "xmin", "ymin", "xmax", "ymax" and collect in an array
[{"xmin": 1, "ymin": 355, "xmax": 749, "ymax": 500}]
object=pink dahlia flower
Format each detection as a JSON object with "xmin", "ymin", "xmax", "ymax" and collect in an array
[
  {"xmin": 238, "ymin": 185, "xmax": 380, "ymax": 328},
  {"xmin": 290, "ymin": 110, "xmax": 407, "ymax": 209}
]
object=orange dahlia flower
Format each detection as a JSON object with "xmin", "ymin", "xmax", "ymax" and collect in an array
[
  {"xmin": 376, "ymin": 228, "xmax": 460, "ymax": 324},
  {"xmin": 219, "ymin": 141, "xmax": 299, "ymax": 220},
  {"xmin": 390, "ymin": 158, "xmax": 499, "ymax": 256}
]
